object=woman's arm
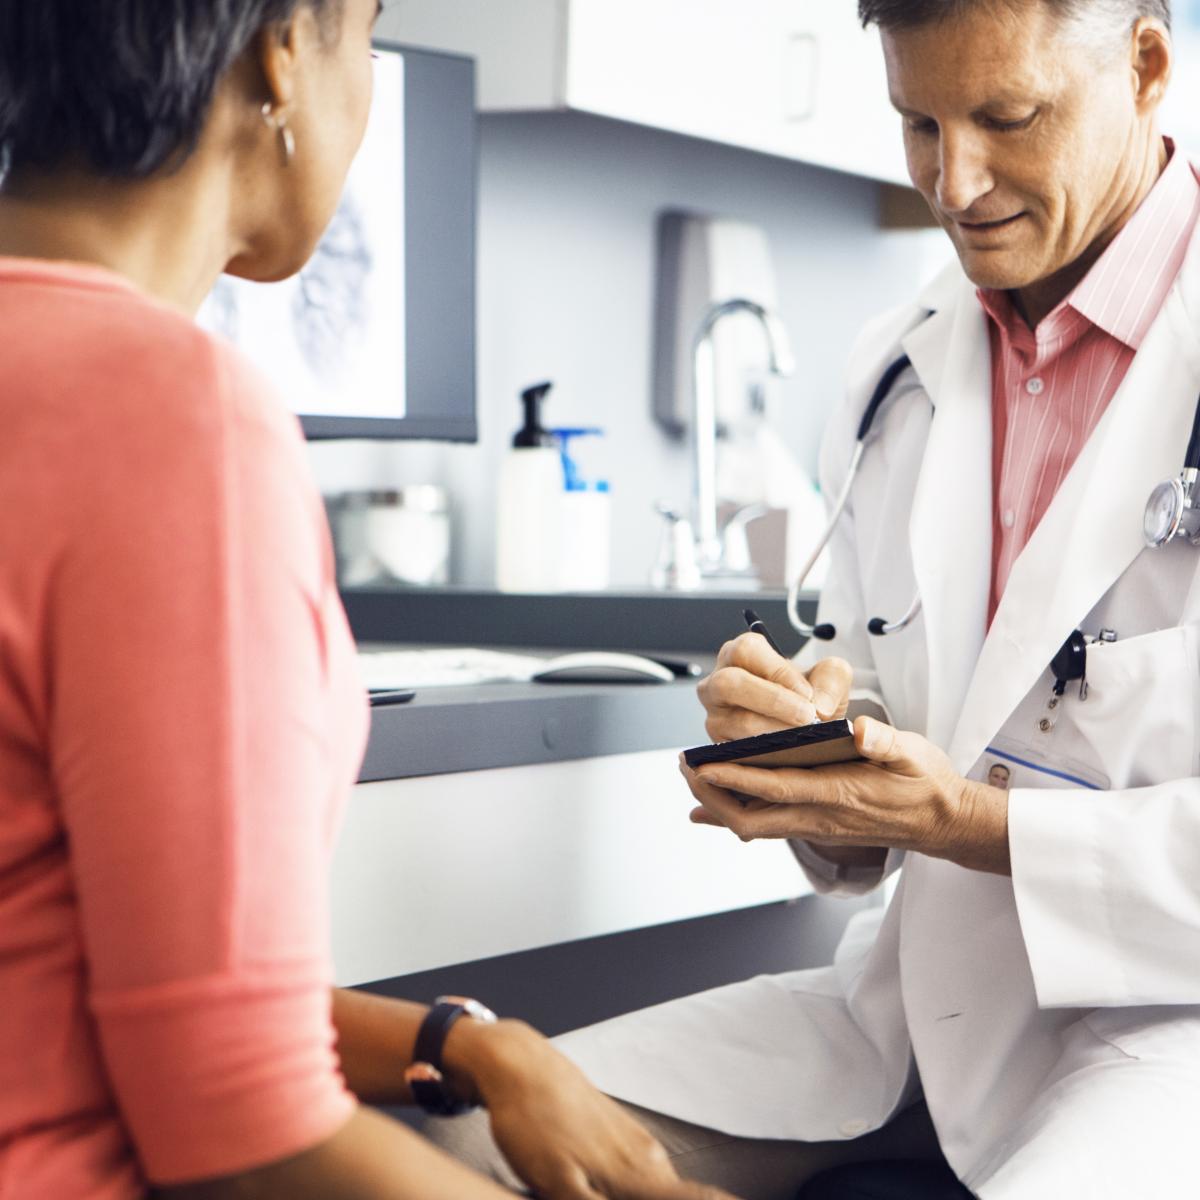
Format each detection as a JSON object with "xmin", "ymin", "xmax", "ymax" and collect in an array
[
  {"xmin": 160, "ymin": 1002, "xmax": 737, "ymax": 1200},
  {"xmin": 331, "ymin": 988, "xmax": 437, "ymax": 1105},
  {"xmin": 158, "ymin": 1106, "xmax": 514, "ymax": 1200},
  {"xmin": 330, "ymin": 988, "xmax": 734, "ymax": 1200}
]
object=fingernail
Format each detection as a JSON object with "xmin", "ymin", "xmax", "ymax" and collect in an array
[
  {"xmin": 813, "ymin": 690, "xmax": 835, "ymax": 717},
  {"xmin": 860, "ymin": 720, "xmax": 880, "ymax": 752}
]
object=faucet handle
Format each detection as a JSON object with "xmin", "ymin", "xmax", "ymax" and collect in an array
[{"xmin": 651, "ymin": 503, "xmax": 702, "ymax": 591}]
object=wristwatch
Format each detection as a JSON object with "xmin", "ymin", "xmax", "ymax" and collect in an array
[{"xmin": 404, "ymin": 995, "xmax": 498, "ymax": 1116}]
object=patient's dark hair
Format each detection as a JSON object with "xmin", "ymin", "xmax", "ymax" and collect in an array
[
  {"xmin": 858, "ymin": 0, "xmax": 1170, "ymax": 31},
  {"xmin": 0, "ymin": 0, "xmax": 342, "ymax": 182}
]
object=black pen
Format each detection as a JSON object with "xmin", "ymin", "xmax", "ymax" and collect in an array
[{"xmin": 743, "ymin": 608, "xmax": 784, "ymax": 657}]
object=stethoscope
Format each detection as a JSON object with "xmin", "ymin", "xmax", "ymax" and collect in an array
[
  {"xmin": 1143, "ymin": 393, "xmax": 1200, "ymax": 548},
  {"xmin": 787, "ymin": 350, "xmax": 1200, "ymax": 643},
  {"xmin": 787, "ymin": 354, "xmax": 924, "ymax": 641}
]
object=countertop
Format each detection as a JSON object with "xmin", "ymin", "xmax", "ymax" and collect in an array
[
  {"xmin": 359, "ymin": 675, "xmax": 705, "ymax": 782},
  {"xmin": 346, "ymin": 587, "xmax": 818, "ymax": 782},
  {"xmin": 342, "ymin": 585, "xmax": 814, "ymax": 656}
]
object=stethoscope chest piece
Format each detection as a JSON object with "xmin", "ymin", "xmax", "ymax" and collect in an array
[
  {"xmin": 1144, "ymin": 473, "xmax": 1200, "ymax": 548},
  {"xmin": 1145, "ymin": 390, "xmax": 1200, "ymax": 548}
]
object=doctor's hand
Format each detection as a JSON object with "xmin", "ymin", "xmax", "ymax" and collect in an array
[
  {"xmin": 698, "ymin": 632, "xmax": 852, "ymax": 742},
  {"xmin": 682, "ymin": 716, "xmax": 1011, "ymax": 876}
]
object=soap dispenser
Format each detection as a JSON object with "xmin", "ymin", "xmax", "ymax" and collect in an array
[
  {"xmin": 551, "ymin": 427, "xmax": 611, "ymax": 592},
  {"xmin": 495, "ymin": 381, "xmax": 564, "ymax": 592}
]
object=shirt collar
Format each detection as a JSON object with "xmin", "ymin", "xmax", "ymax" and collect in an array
[{"xmin": 977, "ymin": 139, "xmax": 1200, "ymax": 351}]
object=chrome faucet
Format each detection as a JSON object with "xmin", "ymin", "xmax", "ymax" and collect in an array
[{"xmin": 691, "ymin": 298, "xmax": 795, "ymax": 572}]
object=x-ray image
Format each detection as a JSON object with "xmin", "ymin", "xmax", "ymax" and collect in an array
[
  {"xmin": 197, "ymin": 54, "xmax": 406, "ymax": 421},
  {"xmin": 293, "ymin": 195, "xmax": 374, "ymax": 381}
]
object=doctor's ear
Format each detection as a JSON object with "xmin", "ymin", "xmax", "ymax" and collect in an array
[{"xmin": 1129, "ymin": 17, "xmax": 1172, "ymax": 115}]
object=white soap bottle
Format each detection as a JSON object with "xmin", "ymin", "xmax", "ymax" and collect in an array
[
  {"xmin": 496, "ymin": 381, "xmax": 564, "ymax": 592},
  {"xmin": 552, "ymin": 427, "xmax": 611, "ymax": 592}
]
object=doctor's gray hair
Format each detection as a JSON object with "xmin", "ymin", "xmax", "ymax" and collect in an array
[
  {"xmin": 0, "ymin": 0, "xmax": 344, "ymax": 184},
  {"xmin": 858, "ymin": 0, "xmax": 1171, "ymax": 43}
]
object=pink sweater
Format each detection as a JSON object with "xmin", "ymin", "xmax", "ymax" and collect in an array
[{"xmin": 0, "ymin": 259, "xmax": 364, "ymax": 1196}]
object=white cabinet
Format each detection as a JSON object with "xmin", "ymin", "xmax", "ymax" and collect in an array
[
  {"xmin": 383, "ymin": 0, "xmax": 910, "ymax": 185},
  {"xmin": 329, "ymin": 749, "xmax": 807, "ymax": 985}
]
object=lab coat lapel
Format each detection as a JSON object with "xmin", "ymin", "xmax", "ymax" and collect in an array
[
  {"xmin": 947, "ymin": 238, "xmax": 1200, "ymax": 771},
  {"xmin": 903, "ymin": 278, "xmax": 994, "ymax": 751}
]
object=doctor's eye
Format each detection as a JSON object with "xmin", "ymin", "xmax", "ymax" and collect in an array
[
  {"xmin": 984, "ymin": 110, "xmax": 1039, "ymax": 133},
  {"xmin": 904, "ymin": 116, "xmax": 939, "ymax": 136}
]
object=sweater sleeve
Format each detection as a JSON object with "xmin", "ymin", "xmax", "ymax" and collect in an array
[{"xmin": 47, "ymin": 330, "xmax": 357, "ymax": 1184}]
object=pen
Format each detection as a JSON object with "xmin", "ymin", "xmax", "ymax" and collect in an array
[{"xmin": 743, "ymin": 608, "xmax": 785, "ymax": 657}]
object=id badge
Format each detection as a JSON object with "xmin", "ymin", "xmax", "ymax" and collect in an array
[{"xmin": 971, "ymin": 734, "xmax": 1110, "ymax": 793}]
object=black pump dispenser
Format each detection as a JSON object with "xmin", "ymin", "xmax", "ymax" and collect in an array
[{"xmin": 514, "ymin": 381, "xmax": 556, "ymax": 448}]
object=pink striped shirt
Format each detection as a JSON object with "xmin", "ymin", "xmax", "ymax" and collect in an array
[{"xmin": 979, "ymin": 141, "xmax": 1200, "ymax": 622}]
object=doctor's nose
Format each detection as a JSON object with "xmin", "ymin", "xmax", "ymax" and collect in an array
[{"xmin": 934, "ymin": 131, "xmax": 995, "ymax": 216}]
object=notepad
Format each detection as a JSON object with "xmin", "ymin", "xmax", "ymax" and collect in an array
[{"xmin": 683, "ymin": 719, "xmax": 861, "ymax": 770}]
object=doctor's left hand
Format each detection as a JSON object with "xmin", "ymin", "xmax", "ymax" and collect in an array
[{"xmin": 682, "ymin": 716, "xmax": 1011, "ymax": 875}]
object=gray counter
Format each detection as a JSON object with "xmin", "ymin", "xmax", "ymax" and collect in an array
[
  {"xmin": 360, "ymin": 677, "xmax": 705, "ymax": 782},
  {"xmin": 342, "ymin": 585, "xmax": 816, "ymax": 656},
  {"xmin": 347, "ymin": 587, "xmax": 818, "ymax": 783}
]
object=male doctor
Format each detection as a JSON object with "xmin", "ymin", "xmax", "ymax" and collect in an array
[{"xmin": 436, "ymin": 1, "xmax": 1200, "ymax": 1197}]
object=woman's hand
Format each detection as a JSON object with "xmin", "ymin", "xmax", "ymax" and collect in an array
[
  {"xmin": 448, "ymin": 1019, "xmax": 737, "ymax": 1200},
  {"xmin": 683, "ymin": 715, "xmax": 1011, "ymax": 875},
  {"xmin": 698, "ymin": 633, "xmax": 853, "ymax": 743}
]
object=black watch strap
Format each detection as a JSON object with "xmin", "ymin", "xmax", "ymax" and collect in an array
[{"xmin": 405, "ymin": 996, "xmax": 496, "ymax": 1116}]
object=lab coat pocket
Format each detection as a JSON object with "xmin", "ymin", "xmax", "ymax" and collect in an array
[{"xmin": 1069, "ymin": 624, "xmax": 1200, "ymax": 790}]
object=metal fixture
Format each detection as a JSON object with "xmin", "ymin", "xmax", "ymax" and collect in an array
[
  {"xmin": 691, "ymin": 298, "xmax": 795, "ymax": 572},
  {"xmin": 650, "ymin": 503, "xmax": 702, "ymax": 591}
]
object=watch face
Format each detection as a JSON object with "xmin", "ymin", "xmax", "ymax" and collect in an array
[
  {"xmin": 1145, "ymin": 479, "xmax": 1183, "ymax": 547},
  {"xmin": 436, "ymin": 995, "xmax": 498, "ymax": 1024}
]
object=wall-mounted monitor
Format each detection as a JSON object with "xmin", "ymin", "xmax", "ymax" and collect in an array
[{"xmin": 198, "ymin": 42, "xmax": 477, "ymax": 442}]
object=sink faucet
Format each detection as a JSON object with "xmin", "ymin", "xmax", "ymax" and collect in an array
[{"xmin": 691, "ymin": 297, "xmax": 795, "ymax": 571}]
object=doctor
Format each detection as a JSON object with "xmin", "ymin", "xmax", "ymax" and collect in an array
[{"xmin": 433, "ymin": 0, "xmax": 1200, "ymax": 1197}]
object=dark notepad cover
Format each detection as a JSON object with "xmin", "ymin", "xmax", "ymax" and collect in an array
[{"xmin": 683, "ymin": 719, "xmax": 861, "ymax": 770}]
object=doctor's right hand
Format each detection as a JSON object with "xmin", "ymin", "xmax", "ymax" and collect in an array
[{"xmin": 698, "ymin": 632, "xmax": 852, "ymax": 743}]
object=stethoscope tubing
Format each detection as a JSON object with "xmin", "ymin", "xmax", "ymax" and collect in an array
[
  {"xmin": 785, "ymin": 440, "xmax": 862, "ymax": 639},
  {"xmin": 787, "ymin": 354, "xmax": 922, "ymax": 642},
  {"xmin": 791, "ymin": 340, "xmax": 1200, "ymax": 650}
]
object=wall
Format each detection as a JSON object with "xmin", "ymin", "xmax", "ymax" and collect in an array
[{"xmin": 308, "ymin": 108, "xmax": 949, "ymax": 587}]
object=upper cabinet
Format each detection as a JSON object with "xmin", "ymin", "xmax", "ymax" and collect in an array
[{"xmin": 383, "ymin": 0, "xmax": 911, "ymax": 186}]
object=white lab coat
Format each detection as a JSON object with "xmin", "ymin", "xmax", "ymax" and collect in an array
[{"xmin": 556, "ymin": 229, "xmax": 1200, "ymax": 1196}]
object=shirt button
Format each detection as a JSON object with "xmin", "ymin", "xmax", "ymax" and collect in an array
[
  {"xmin": 1025, "ymin": 376, "xmax": 1045, "ymax": 396},
  {"xmin": 1003, "ymin": 509, "xmax": 1015, "ymax": 529},
  {"xmin": 839, "ymin": 1118, "xmax": 870, "ymax": 1137}
]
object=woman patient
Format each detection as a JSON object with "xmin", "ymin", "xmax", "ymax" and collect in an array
[{"xmin": 0, "ymin": 3, "xmax": 735, "ymax": 1197}]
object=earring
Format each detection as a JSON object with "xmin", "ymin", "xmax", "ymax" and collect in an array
[{"xmin": 260, "ymin": 101, "xmax": 296, "ymax": 166}]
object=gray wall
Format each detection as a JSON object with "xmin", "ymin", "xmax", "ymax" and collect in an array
[{"xmin": 309, "ymin": 109, "xmax": 948, "ymax": 587}]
